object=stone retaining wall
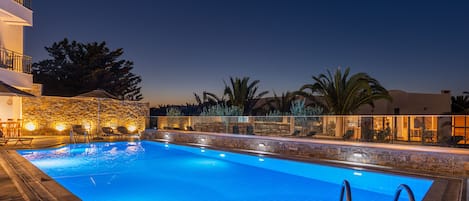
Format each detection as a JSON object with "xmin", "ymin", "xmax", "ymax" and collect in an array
[
  {"xmin": 22, "ymin": 96, "xmax": 149, "ymax": 135},
  {"xmin": 157, "ymin": 116, "xmax": 291, "ymax": 136},
  {"xmin": 142, "ymin": 129, "xmax": 469, "ymax": 178}
]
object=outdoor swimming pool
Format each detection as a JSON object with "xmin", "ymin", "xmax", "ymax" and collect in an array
[{"xmin": 18, "ymin": 141, "xmax": 433, "ymax": 201}]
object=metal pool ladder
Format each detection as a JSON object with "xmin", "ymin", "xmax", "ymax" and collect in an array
[
  {"xmin": 339, "ymin": 180, "xmax": 352, "ymax": 201},
  {"xmin": 339, "ymin": 180, "xmax": 416, "ymax": 201},
  {"xmin": 393, "ymin": 184, "xmax": 416, "ymax": 201}
]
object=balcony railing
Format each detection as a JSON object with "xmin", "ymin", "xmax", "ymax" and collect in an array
[
  {"xmin": 13, "ymin": 0, "xmax": 32, "ymax": 10},
  {"xmin": 0, "ymin": 48, "xmax": 32, "ymax": 74}
]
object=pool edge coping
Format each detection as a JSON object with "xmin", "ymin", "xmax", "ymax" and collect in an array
[
  {"xmin": 8, "ymin": 140, "xmax": 467, "ymax": 201},
  {"xmin": 0, "ymin": 150, "xmax": 80, "ymax": 201}
]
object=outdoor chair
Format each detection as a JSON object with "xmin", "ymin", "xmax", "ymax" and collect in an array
[
  {"xmin": 14, "ymin": 137, "xmax": 33, "ymax": 145},
  {"xmin": 306, "ymin": 131, "xmax": 317, "ymax": 137},
  {"xmin": 444, "ymin": 136, "xmax": 464, "ymax": 147},
  {"xmin": 117, "ymin": 126, "xmax": 133, "ymax": 136},
  {"xmin": 0, "ymin": 130, "xmax": 8, "ymax": 145},
  {"xmin": 246, "ymin": 125, "xmax": 254, "ymax": 135},
  {"xmin": 232, "ymin": 125, "xmax": 239, "ymax": 134},
  {"xmin": 291, "ymin": 130, "xmax": 300, "ymax": 136},
  {"xmin": 72, "ymin": 125, "xmax": 90, "ymax": 143},
  {"xmin": 102, "ymin": 127, "xmax": 121, "ymax": 138},
  {"xmin": 343, "ymin": 130, "xmax": 354, "ymax": 140}
]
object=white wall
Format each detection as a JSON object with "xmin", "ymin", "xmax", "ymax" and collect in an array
[
  {"xmin": 0, "ymin": 19, "xmax": 23, "ymax": 52},
  {"xmin": 0, "ymin": 96, "xmax": 22, "ymax": 121}
]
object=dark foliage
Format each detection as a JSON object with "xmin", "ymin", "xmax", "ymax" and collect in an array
[
  {"xmin": 451, "ymin": 93, "xmax": 469, "ymax": 114},
  {"xmin": 32, "ymin": 38, "xmax": 143, "ymax": 100}
]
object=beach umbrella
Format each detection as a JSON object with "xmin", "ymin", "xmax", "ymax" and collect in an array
[
  {"xmin": 0, "ymin": 81, "xmax": 35, "ymax": 97},
  {"xmin": 75, "ymin": 89, "xmax": 118, "ymax": 137}
]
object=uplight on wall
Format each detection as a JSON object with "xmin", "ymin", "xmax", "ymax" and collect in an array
[
  {"xmin": 84, "ymin": 123, "xmax": 91, "ymax": 130},
  {"xmin": 25, "ymin": 122, "xmax": 36, "ymax": 131},
  {"xmin": 55, "ymin": 124, "xmax": 66, "ymax": 132},
  {"xmin": 199, "ymin": 137, "xmax": 207, "ymax": 144},
  {"xmin": 127, "ymin": 125, "xmax": 137, "ymax": 132}
]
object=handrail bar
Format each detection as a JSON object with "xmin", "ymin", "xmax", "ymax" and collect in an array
[
  {"xmin": 393, "ymin": 184, "xmax": 416, "ymax": 201},
  {"xmin": 339, "ymin": 180, "xmax": 352, "ymax": 201},
  {"xmin": 0, "ymin": 47, "xmax": 32, "ymax": 74}
]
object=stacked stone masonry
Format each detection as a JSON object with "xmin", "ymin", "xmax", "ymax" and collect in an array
[
  {"xmin": 142, "ymin": 130, "xmax": 469, "ymax": 178},
  {"xmin": 22, "ymin": 96, "xmax": 149, "ymax": 135}
]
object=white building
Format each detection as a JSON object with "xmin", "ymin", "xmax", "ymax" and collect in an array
[{"xmin": 0, "ymin": 0, "xmax": 33, "ymax": 121}]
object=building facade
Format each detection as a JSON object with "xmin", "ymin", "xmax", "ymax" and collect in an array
[{"xmin": 0, "ymin": 0, "xmax": 33, "ymax": 121}]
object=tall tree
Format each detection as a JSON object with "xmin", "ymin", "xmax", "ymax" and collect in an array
[
  {"xmin": 268, "ymin": 91, "xmax": 296, "ymax": 114},
  {"xmin": 301, "ymin": 67, "xmax": 391, "ymax": 114},
  {"xmin": 194, "ymin": 91, "xmax": 224, "ymax": 106},
  {"xmin": 223, "ymin": 77, "xmax": 269, "ymax": 115},
  {"xmin": 451, "ymin": 95, "xmax": 469, "ymax": 114},
  {"xmin": 32, "ymin": 38, "xmax": 143, "ymax": 100}
]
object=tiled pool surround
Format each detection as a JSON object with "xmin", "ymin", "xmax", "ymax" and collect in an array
[{"xmin": 142, "ymin": 129, "xmax": 469, "ymax": 178}]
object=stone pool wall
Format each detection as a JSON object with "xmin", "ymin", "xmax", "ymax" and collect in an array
[
  {"xmin": 22, "ymin": 96, "xmax": 149, "ymax": 135},
  {"xmin": 142, "ymin": 129, "xmax": 469, "ymax": 178}
]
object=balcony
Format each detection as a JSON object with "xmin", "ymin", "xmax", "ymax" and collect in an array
[
  {"xmin": 0, "ymin": 48, "xmax": 32, "ymax": 74},
  {"xmin": 13, "ymin": 0, "xmax": 32, "ymax": 10},
  {"xmin": 0, "ymin": 0, "xmax": 33, "ymax": 26}
]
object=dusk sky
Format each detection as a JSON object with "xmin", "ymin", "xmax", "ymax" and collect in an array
[{"xmin": 25, "ymin": 0, "xmax": 469, "ymax": 106}]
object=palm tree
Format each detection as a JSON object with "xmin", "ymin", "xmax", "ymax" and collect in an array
[
  {"xmin": 223, "ymin": 77, "xmax": 269, "ymax": 115},
  {"xmin": 300, "ymin": 67, "xmax": 391, "ymax": 114},
  {"xmin": 268, "ymin": 91, "xmax": 296, "ymax": 114},
  {"xmin": 194, "ymin": 91, "xmax": 224, "ymax": 106},
  {"xmin": 451, "ymin": 95, "xmax": 469, "ymax": 114},
  {"xmin": 193, "ymin": 91, "xmax": 224, "ymax": 114}
]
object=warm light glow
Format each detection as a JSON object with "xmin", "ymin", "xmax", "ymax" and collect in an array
[
  {"xmin": 353, "ymin": 153, "xmax": 363, "ymax": 158},
  {"xmin": 25, "ymin": 122, "xmax": 36, "ymax": 131},
  {"xmin": 84, "ymin": 124, "xmax": 91, "ymax": 130},
  {"xmin": 55, "ymin": 124, "xmax": 66, "ymax": 132},
  {"xmin": 164, "ymin": 134, "xmax": 169, "ymax": 138},
  {"xmin": 127, "ymin": 125, "xmax": 137, "ymax": 132}
]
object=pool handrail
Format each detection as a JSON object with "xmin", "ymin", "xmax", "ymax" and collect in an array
[
  {"xmin": 339, "ymin": 180, "xmax": 352, "ymax": 201},
  {"xmin": 393, "ymin": 184, "xmax": 416, "ymax": 201}
]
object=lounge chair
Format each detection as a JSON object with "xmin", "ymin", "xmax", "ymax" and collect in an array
[
  {"xmin": 306, "ymin": 131, "xmax": 317, "ymax": 137},
  {"xmin": 117, "ymin": 126, "xmax": 134, "ymax": 136},
  {"xmin": 102, "ymin": 127, "xmax": 121, "ymax": 138},
  {"xmin": 72, "ymin": 125, "xmax": 90, "ymax": 142},
  {"xmin": 14, "ymin": 137, "xmax": 33, "ymax": 145},
  {"xmin": 444, "ymin": 136, "xmax": 464, "ymax": 147}
]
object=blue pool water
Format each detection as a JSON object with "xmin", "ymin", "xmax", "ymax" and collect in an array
[{"xmin": 18, "ymin": 141, "xmax": 432, "ymax": 201}]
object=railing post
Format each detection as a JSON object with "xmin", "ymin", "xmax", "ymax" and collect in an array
[{"xmin": 339, "ymin": 180, "xmax": 352, "ymax": 201}]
